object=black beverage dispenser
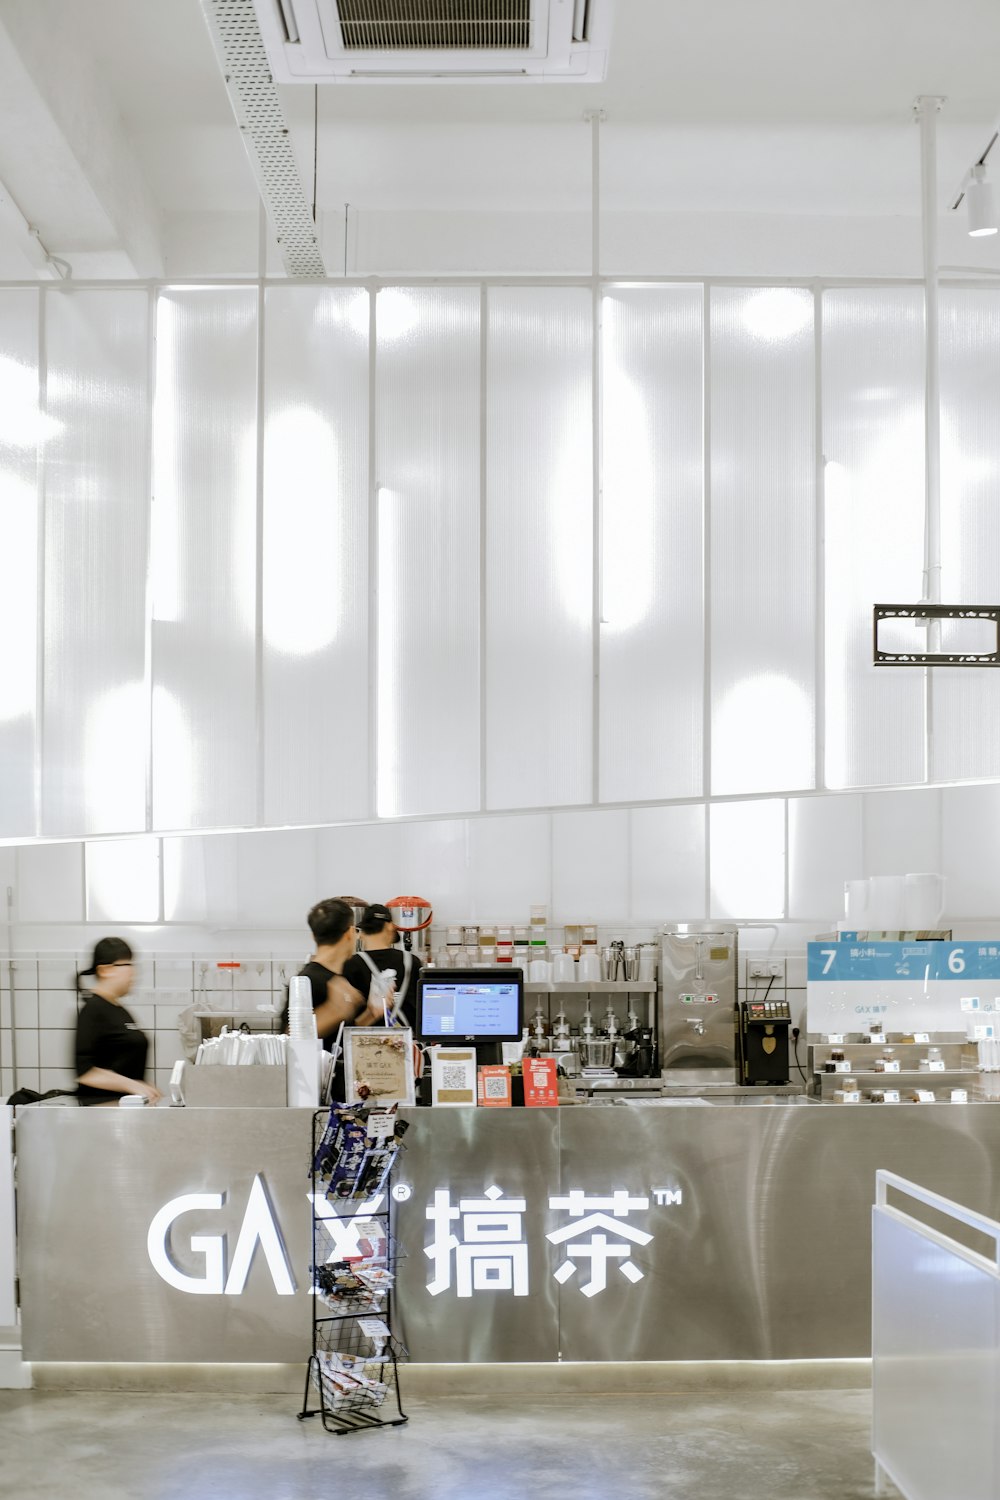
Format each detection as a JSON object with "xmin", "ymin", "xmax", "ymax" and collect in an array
[{"xmin": 736, "ymin": 999, "xmax": 791, "ymax": 1086}]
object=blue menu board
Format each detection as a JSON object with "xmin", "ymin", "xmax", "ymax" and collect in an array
[{"xmin": 807, "ymin": 940, "xmax": 1000, "ymax": 1031}]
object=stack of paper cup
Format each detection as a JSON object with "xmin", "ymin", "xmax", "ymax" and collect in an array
[{"xmin": 286, "ymin": 975, "xmax": 319, "ymax": 1106}]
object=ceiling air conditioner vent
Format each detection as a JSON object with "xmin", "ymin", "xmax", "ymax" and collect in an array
[
  {"xmin": 336, "ymin": 1, "xmax": 531, "ymax": 52},
  {"xmin": 254, "ymin": 0, "xmax": 612, "ymax": 82}
]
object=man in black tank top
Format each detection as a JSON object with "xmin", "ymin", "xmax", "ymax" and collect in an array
[
  {"xmin": 343, "ymin": 903, "xmax": 423, "ymax": 1030},
  {"xmin": 281, "ymin": 898, "xmax": 382, "ymax": 1049}
]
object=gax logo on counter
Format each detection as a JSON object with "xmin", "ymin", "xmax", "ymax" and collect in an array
[
  {"xmin": 146, "ymin": 1174, "xmax": 296, "ymax": 1296},
  {"xmin": 147, "ymin": 1179, "xmax": 385, "ymax": 1297}
]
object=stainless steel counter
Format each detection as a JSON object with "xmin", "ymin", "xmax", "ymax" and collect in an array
[{"xmin": 16, "ymin": 1101, "xmax": 1000, "ymax": 1365}]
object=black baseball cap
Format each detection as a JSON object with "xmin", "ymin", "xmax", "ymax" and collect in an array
[{"xmin": 360, "ymin": 903, "xmax": 393, "ymax": 932}]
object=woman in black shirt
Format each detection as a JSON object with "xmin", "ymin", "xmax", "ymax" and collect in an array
[{"xmin": 75, "ymin": 937, "xmax": 161, "ymax": 1107}]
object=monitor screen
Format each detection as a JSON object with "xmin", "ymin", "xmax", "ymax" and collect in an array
[{"xmin": 416, "ymin": 969, "xmax": 524, "ymax": 1044}]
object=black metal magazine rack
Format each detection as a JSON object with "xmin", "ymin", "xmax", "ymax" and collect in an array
[{"xmin": 299, "ymin": 1104, "xmax": 410, "ymax": 1435}]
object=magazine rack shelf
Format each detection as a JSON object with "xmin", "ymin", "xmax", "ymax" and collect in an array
[{"xmin": 298, "ymin": 1105, "xmax": 409, "ymax": 1435}]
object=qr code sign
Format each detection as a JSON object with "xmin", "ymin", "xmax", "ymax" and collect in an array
[
  {"xmin": 483, "ymin": 1075, "xmax": 508, "ymax": 1099},
  {"xmin": 440, "ymin": 1064, "xmax": 470, "ymax": 1090}
]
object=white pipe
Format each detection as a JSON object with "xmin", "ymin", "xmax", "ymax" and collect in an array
[
  {"xmin": 0, "ymin": 175, "xmax": 67, "ymax": 280},
  {"xmin": 585, "ymin": 108, "xmax": 605, "ymax": 279},
  {"xmin": 917, "ymin": 96, "xmax": 944, "ymax": 657}
]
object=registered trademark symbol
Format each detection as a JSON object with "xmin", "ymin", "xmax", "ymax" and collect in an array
[{"xmin": 391, "ymin": 1183, "xmax": 412, "ymax": 1202}]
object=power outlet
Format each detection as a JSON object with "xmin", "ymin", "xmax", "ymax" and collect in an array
[{"xmin": 748, "ymin": 961, "xmax": 785, "ymax": 980}]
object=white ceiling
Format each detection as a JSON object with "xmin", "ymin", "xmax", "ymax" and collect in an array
[{"xmin": 1, "ymin": 0, "xmax": 1000, "ymax": 276}]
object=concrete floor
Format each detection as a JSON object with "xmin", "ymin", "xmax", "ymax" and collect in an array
[{"xmin": 0, "ymin": 1387, "xmax": 893, "ymax": 1500}]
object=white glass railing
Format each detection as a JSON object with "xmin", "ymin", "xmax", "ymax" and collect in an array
[{"xmin": 872, "ymin": 1169, "xmax": 1000, "ymax": 1499}]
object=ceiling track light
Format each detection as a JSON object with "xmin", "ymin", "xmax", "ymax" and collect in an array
[{"xmin": 966, "ymin": 164, "xmax": 998, "ymax": 237}]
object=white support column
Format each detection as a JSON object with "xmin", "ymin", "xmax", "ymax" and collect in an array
[
  {"xmin": 916, "ymin": 95, "xmax": 946, "ymax": 781},
  {"xmin": 586, "ymin": 108, "xmax": 606, "ymax": 806},
  {"xmin": 917, "ymin": 96, "xmax": 945, "ymax": 634}
]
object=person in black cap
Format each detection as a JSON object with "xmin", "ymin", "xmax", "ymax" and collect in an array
[
  {"xmin": 342, "ymin": 903, "xmax": 423, "ymax": 1029},
  {"xmin": 282, "ymin": 898, "xmax": 383, "ymax": 1049}
]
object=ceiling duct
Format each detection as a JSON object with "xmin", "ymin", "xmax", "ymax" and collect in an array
[
  {"xmin": 201, "ymin": 0, "xmax": 327, "ymax": 277},
  {"xmin": 254, "ymin": 0, "xmax": 612, "ymax": 83}
]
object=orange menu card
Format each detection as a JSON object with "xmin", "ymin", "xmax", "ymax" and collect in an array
[
  {"xmin": 477, "ymin": 1065, "xmax": 512, "ymax": 1108},
  {"xmin": 523, "ymin": 1057, "xmax": 559, "ymax": 1107}
]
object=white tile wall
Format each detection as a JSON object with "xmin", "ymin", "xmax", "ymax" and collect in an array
[
  {"xmin": 39, "ymin": 992, "xmax": 78, "ymax": 1029},
  {"xmin": 36, "ymin": 957, "xmax": 79, "ymax": 990},
  {"xmin": 153, "ymin": 958, "xmax": 194, "ymax": 988},
  {"xmin": 13, "ymin": 1032, "xmax": 39, "ymax": 1068},
  {"xmin": 152, "ymin": 1032, "xmax": 185, "ymax": 1069},
  {"xmin": 9, "ymin": 993, "xmax": 39, "ymax": 1028},
  {"xmin": 39, "ymin": 1031, "xmax": 74, "ymax": 1069},
  {"xmin": 40, "ymin": 1069, "xmax": 76, "ymax": 1091}
]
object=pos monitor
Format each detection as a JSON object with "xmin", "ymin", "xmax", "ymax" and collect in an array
[{"xmin": 415, "ymin": 969, "xmax": 524, "ymax": 1046}]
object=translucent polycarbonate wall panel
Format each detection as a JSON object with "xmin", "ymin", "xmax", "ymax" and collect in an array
[
  {"xmin": 262, "ymin": 287, "xmax": 370, "ymax": 824},
  {"xmin": 85, "ymin": 837, "xmax": 161, "ymax": 923},
  {"xmin": 486, "ymin": 287, "xmax": 592, "ymax": 809},
  {"xmin": 710, "ymin": 288, "xmax": 816, "ymax": 796},
  {"xmin": 934, "ymin": 289, "xmax": 1000, "ymax": 782},
  {"xmin": 42, "ymin": 290, "xmax": 150, "ymax": 836},
  {"xmin": 709, "ymin": 799, "xmax": 785, "ymax": 919},
  {"xmin": 375, "ymin": 288, "xmax": 480, "ymax": 817},
  {"xmin": 822, "ymin": 288, "xmax": 926, "ymax": 788},
  {"xmin": 151, "ymin": 290, "xmax": 258, "ymax": 830},
  {"xmin": 0, "ymin": 290, "xmax": 40, "ymax": 836},
  {"xmin": 600, "ymin": 287, "xmax": 703, "ymax": 802}
]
